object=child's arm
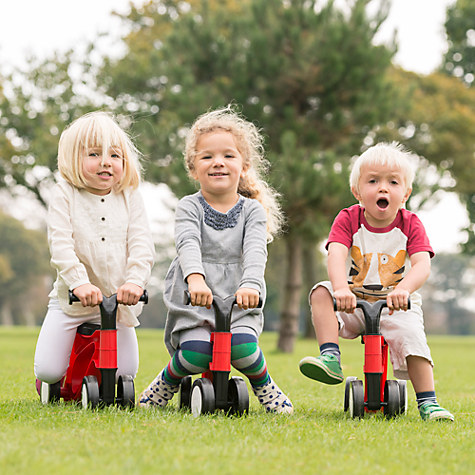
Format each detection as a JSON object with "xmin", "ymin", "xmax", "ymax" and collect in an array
[
  {"xmin": 239, "ymin": 202, "xmax": 267, "ymax": 300},
  {"xmin": 122, "ymin": 189, "xmax": 155, "ymax": 301},
  {"xmin": 327, "ymin": 242, "xmax": 356, "ymax": 313},
  {"xmin": 387, "ymin": 251, "xmax": 431, "ymax": 314}
]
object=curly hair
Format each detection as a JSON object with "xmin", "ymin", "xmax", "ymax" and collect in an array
[{"xmin": 184, "ymin": 106, "xmax": 284, "ymax": 241}]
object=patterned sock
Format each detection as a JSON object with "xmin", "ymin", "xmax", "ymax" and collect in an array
[
  {"xmin": 320, "ymin": 342, "xmax": 341, "ymax": 364},
  {"xmin": 231, "ymin": 333, "xmax": 269, "ymax": 387},
  {"xmin": 416, "ymin": 391, "xmax": 437, "ymax": 409},
  {"xmin": 164, "ymin": 340, "xmax": 213, "ymax": 384}
]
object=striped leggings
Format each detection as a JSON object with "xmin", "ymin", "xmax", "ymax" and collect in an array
[{"xmin": 163, "ymin": 326, "xmax": 269, "ymax": 387}]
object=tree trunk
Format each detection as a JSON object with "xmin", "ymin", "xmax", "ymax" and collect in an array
[
  {"xmin": 303, "ymin": 241, "xmax": 317, "ymax": 339},
  {"xmin": 277, "ymin": 234, "xmax": 303, "ymax": 353},
  {"xmin": 1, "ymin": 302, "xmax": 13, "ymax": 326}
]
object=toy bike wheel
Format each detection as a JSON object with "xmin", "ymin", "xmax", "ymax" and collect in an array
[
  {"xmin": 383, "ymin": 380, "xmax": 400, "ymax": 418},
  {"xmin": 40, "ymin": 381, "xmax": 61, "ymax": 405},
  {"xmin": 228, "ymin": 376, "xmax": 249, "ymax": 416},
  {"xmin": 81, "ymin": 375, "xmax": 100, "ymax": 409},
  {"xmin": 179, "ymin": 375, "xmax": 192, "ymax": 410},
  {"xmin": 348, "ymin": 379, "xmax": 364, "ymax": 418},
  {"xmin": 191, "ymin": 378, "xmax": 215, "ymax": 417},
  {"xmin": 116, "ymin": 375, "xmax": 135, "ymax": 408},
  {"xmin": 397, "ymin": 380, "xmax": 408, "ymax": 415},
  {"xmin": 344, "ymin": 376, "xmax": 357, "ymax": 412}
]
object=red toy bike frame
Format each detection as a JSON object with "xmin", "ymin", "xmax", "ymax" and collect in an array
[
  {"xmin": 179, "ymin": 291, "xmax": 261, "ymax": 417},
  {"xmin": 38, "ymin": 290, "xmax": 147, "ymax": 408},
  {"xmin": 339, "ymin": 299, "xmax": 409, "ymax": 418}
]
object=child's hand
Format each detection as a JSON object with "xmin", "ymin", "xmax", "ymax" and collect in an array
[
  {"xmin": 333, "ymin": 288, "xmax": 356, "ymax": 313},
  {"xmin": 117, "ymin": 283, "xmax": 144, "ymax": 306},
  {"xmin": 387, "ymin": 287, "xmax": 410, "ymax": 315},
  {"xmin": 72, "ymin": 283, "xmax": 103, "ymax": 307},
  {"xmin": 187, "ymin": 273, "xmax": 213, "ymax": 308},
  {"xmin": 235, "ymin": 288, "xmax": 260, "ymax": 310}
]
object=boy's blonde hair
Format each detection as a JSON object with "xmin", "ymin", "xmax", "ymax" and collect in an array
[
  {"xmin": 350, "ymin": 142, "xmax": 415, "ymax": 193},
  {"xmin": 184, "ymin": 106, "xmax": 283, "ymax": 241},
  {"xmin": 58, "ymin": 111, "xmax": 142, "ymax": 192}
]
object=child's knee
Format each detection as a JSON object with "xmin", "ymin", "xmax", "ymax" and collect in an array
[{"xmin": 34, "ymin": 362, "xmax": 66, "ymax": 384}]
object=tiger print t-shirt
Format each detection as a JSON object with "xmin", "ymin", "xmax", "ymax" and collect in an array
[{"xmin": 325, "ymin": 204, "xmax": 434, "ymax": 303}]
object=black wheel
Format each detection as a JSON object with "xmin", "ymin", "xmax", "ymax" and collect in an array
[
  {"xmin": 179, "ymin": 375, "xmax": 192, "ymax": 410},
  {"xmin": 383, "ymin": 380, "xmax": 400, "ymax": 418},
  {"xmin": 348, "ymin": 379, "xmax": 364, "ymax": 418},
  {"xmin": 228, "ymin": 376, "xmax": 249, "ymax": 416},
  {"xmin": 81, "ymin": 375, "xmax": 100, "ymax": 409},
  {"xmin": 40, "ymin": 381, "xmax": 61, "ymax": 404},
  {"xmin": 397, "ymin": 380, "xmax": 408, "ymax": 415},
  {"xmin": 191, "ymin": 378, "xmax": 215, "ymax": 417},
  {"xmin": 116, "ymin": 375, "xmax": 135, "ymax": 408},
  {"xmin": 344, "ymin": 376, "xmax": 357, "ymax": 412}
]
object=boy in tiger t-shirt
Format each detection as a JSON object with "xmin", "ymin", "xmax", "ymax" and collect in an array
[{"xmin": 299, "ymin": 142, "xmax": 453, "ymax": 422}]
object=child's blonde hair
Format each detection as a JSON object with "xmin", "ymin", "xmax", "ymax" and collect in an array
[
  {"xmin": 350, "ymin": 142, "xmax": 415, "ymax": 193},
  {"xmin": 184, "ymin": 106, "xmax": 283, "ymax": 241},
  {"xmin": 57, "ymin": 111, "xmax": 142, "ymax": 192}
]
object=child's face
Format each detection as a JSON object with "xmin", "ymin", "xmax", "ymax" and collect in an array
[
  {"xmin": 352, "ymin": 162, "xmax": 411, "ymax": 228},
  {"xmin": 191, "ymin": 130, "xmax": 247, "ymax": 200},
  {"xmin": 81, "ymin": 146, "xmax": 124, "ymax": 195}
]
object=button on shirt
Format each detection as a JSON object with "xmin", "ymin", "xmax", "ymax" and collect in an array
[{"xmin": 47, "ymin": 180, "xmax": 155, "ymax": 326}]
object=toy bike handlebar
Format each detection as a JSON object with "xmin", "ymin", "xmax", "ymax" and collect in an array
[
  {"xmin": 333, "ymin": 297, "xmax": 411, "ymax": 335},
  {"xmin": 183, "ymin": 290, "xmax": 262, "ymax": 332},
  {"xmin": 183, "ymin": 290, "xmax": 262, "ymax": 309},
  {"xmin": 69, "ymin": 289, "xmax": 148, "ymax": 305}
]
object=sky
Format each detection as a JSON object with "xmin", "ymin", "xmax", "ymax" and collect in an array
[{"xmin": 0, "ymin": 0, "xmax": 469, "ymax": 252}]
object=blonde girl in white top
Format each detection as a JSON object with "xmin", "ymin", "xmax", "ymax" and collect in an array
[{"xmin": 34, "ymin": 111, "xmax": 154, "ymax": 385}]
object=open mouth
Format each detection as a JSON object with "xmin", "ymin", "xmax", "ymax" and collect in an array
[
  {"xmin": 377, "ymin": 198, "xmax": 389, "ymax": 209},
  {"xmin": 98, "ymin": 171, "xmax": 112, "ymax": 177},
  {"xmin": 209, "ymin": 172, "xmax": 228, "ymax": 177}
]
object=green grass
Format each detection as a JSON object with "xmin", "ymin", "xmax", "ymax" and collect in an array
[{"xmin": 1, "ymin": 327, "xmax": 474, "ymax": 474}]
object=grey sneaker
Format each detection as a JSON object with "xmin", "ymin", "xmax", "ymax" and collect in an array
[
  {"xmin": 252, "ymin": 377, "xmax": 293, "ymax": 414},
  {"xmin": 138, "ymin": 370, "xmax": 180, "ymax": 408},
  {"xmin": 299, "ymin": 355, "xmax": 344, "ymax": 385},
  {"xmin": 419, "ymin": 402, "xmax": 454, "ymax": 422}
]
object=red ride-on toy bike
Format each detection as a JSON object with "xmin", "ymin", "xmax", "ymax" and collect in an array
[
  {"xmin": 338, "ymin": 298, "xmax": 409, "ymax": 419},
  {"xmin": 179, "ymin": 291, "xmax": 262, "ymax": 417},
  {"xmin": 38, "ymin": 290, "xmax": 147, "ymax": 409}
]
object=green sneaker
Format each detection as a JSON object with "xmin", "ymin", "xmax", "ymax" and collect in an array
[
  {"xmin": 419, "ymin": 402, "xmax": 454, "ymax": 422},
  {"xmin": 299, "ymin": 355, "xmax": 344, "ymax": 385}
]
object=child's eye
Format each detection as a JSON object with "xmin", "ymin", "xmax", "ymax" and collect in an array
[
  {"xmin": 225, "ymin": 154, "xmax": 235, "ymax": 158},
  {"xmin": 391, "ymin": 180, "xmax": 399, "ymax": 185},
  {"xmin": 368, "ymin": 179, "xmax": 377, "ymax": 184},
  {"xmin": 111, "ymin": 153, "xmax": 122, "ymax": 160},
  {"xmin": 88, "ymin": 152, "xmax": 99, "ymax": 157}
]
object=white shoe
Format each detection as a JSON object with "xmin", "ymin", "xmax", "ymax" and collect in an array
[
  {"xmin": 252, "ymin": 377, "xmax": 293, "ymax": 414},
  {"xmin": 138, "ymin": 370, "xmax": 180, "ymax": 408}
]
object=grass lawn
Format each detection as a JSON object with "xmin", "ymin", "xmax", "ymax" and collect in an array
[{"xmin": 0, "ymin": 326, "xmax": 474, "ymax": 474}]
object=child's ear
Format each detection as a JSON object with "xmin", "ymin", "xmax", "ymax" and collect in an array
[
  {"xmin": 351, "ymin": 186, "xmax": 360, "ymax": 202},
  {"xmin": 402, "ymin": 187, "xmax": 412, "ymax": 204}
]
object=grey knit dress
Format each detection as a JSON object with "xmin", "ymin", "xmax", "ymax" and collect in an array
[{"xmin": 163, "ymin": 191, "xmax": 268, "ymax": 355}]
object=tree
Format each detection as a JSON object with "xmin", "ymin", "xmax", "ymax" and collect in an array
[
  {"xmin": 100, "ymin": 0, "xmax": 396, "ymax": 351},
  {"xmin": 440, "ymin": 0, "xmax": 475, "ymax": 253},
  {"xmin": 0, "ymin": 212, "xmax": 51, "ymax": 325}
]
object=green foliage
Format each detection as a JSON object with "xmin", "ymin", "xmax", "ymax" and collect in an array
[
  {"xmin": 0, "ymin": 327, "xmax": 474, "ymax": 474},
  {"xmin": 102, "ymin": 0, "xmax": 395, "ymax": 237},
  {"xmin": 0, "ymin": 212, "xmax": 50, "ymax": 304},
  {"xmin": 442, "ymin": 0, "xmax": 475, "ymax": 86}
]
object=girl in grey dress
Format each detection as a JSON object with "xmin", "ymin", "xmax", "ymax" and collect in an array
[{"xmin": 139, "ymin": 106, "xmax": 293, "ymax": 414}]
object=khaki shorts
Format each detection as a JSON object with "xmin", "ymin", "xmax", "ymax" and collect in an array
[{"xmin": 310, "ymin": 281, "xmax": 433, "ymax": 380}]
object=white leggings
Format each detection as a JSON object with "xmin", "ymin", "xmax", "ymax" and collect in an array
[{"xmin": 34, "ymin": 300, "xmax": 139, "ymax": 384}]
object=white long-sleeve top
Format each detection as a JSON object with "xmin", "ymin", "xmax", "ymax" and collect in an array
[{"xmin": 47, "ymin": 180, "xmax": 155, "ymax": 327}]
